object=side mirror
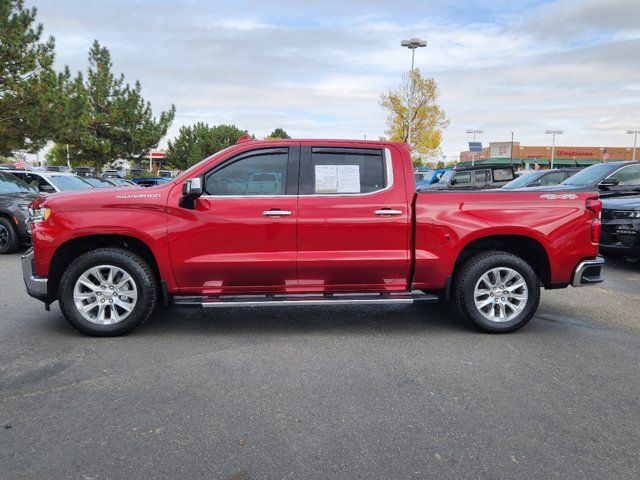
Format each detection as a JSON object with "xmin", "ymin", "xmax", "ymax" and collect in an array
[
  {"xmin": 40, "ymin": 184, "xmax": 55, "ymax": 193},
  {"xmin": 179, "ymin": 177, "xmax": 204, "ymax": 209},
  {"xmin": 599, "ymin": 177, "xmax": 619, "ymax": 189}
]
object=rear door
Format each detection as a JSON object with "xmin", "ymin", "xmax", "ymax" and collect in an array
[
  {"xmin": 296, "ymin": 144, "xmax": 411, "ymax": 291},
  {"xmin": 473, "ymin": 169, "xmax": 490, "ymax": 189}
]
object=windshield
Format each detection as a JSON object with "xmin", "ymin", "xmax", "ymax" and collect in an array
[
  {"xmin": 502, "ymin": 171, "xmax": 541, "ymax": 189},
  {"xmin": 562, "ymin": 163, "xmax": 612, "ymax": 187},
  {"xmin": 438, "ymin": 170, "xmax": 454, "ymax": 183},
  {"xmin": 48, "ymin": 175, "xmax": 93, "ymax": 191},
  {"xmin": 0, "ymin": 172, "xmax": 37, "ymax": 194},
  {"xmin": 84, "ymin": 177, "xmax": 112, "ymax": 187}
]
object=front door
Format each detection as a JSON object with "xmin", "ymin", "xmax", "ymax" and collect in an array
[
  {"xmin": 296, "ymin": 144, "xmax": 411, "ymax": 292},
  {"xmin": 167, "ymin": 146, "xmax": 299, "ymax": 294}
]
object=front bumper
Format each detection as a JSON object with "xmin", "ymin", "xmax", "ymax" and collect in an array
[
  {"xmin": 571, "ymin": 256, "xmax": 605, "ymax": 287},
  {"xmin": 21, "ymin": 248, "xmax": 48, "ymax": 302}
]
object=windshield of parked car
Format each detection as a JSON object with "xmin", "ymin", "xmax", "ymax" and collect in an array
[
  {"xmin": 562, "ymin": 163, "xmax": 613, "ymax": 187},
  {"xmin": 48, "ymin": 175, "xmax": 93, "ymax": 191},
  {"xmin": 438, "ymin": 170, "xmax": 454, "ymax": 184},
  {"xmin": 0, "ymin": 172, "xmax": 38, "ymax": 194},
  {"xmin": 502, "ymin": 171, "xmax": 541, "ymax": 189},
  {"xmin": 107, "ymin": 178, "xmax": 134, "ymax": 186},
  {"xmin": 83, "ymin": 177, "xmax": 113, "ymax": 188}
]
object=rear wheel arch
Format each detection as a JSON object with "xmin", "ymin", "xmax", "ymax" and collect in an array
[
  {"xmin": 48, "ymin": 234, "xmax": 162, "ymax": 301},
  {"xmin": 453, "ymin": 234, "xmax": 551, "ymax": 287}
]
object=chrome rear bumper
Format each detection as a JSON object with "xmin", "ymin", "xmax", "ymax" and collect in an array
[
  {"xmin": 21, "ymin": 248, "xmax": 48, "ymax": 299},
  {"xmin": 571, "ymin": 256, "xmax": 605, "ymax": 287}
]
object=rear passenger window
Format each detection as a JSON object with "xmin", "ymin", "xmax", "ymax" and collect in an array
[
  {"xmin": 309, "ymin": 149, "xmax": 386, "ymax": 194},
  {"xmin": 538, "ymin": 172, "xmax": 566, "ymax": 186},
  {"xmin": 474, "ymin": 170, "xmax": 489, "ymax": 182},
  {"xmin": 493, "ymin": 168, "xmax": 514, "ymax": 181},
  {"xmin": 453, "ymin": 172, "xmax": 471, "ymax": 184}
]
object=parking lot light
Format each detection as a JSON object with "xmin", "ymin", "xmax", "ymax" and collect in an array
[
  {"xmin": 627, "ymin": 130, "xmax": 639, "ymax": 161},
  {"xmin": 545, "ymin": 130, "xmax": 563, "ymax": 169}
]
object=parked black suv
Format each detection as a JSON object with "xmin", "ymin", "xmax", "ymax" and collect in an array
[
  {"xmin": 420, "ymin": 164, "xmax": 515, "ymax": 190},
  {"xmin": 600, "ymin": 196, "xmax": 640, "ymax": 257},
  {"xmin": 0, "ymin": 172, "xmax": 38, "ymax": 254},
  {"xmin": 528, "ymin": 161, "xmax": 640, "ymax": 197}
]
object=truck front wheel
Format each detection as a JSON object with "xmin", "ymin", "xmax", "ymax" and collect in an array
[
  {"xmin": 58, "ymin": 248, "xmax": 157, "ymax": 336},
  {"xmin": 452, "ymin": 251, "xmax": 540, "ymax": 333}
]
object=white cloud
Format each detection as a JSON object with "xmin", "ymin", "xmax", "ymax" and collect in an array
[{"xmin": 32, "ymin": 0, "xmax": 640, "ymax": 158}]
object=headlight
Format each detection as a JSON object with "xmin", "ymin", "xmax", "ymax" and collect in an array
[{"xmin": 28, "ymin": 207, "xmax": 51, "ymax": 224}]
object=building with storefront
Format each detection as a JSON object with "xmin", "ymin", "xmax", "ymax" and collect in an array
[{"xmin": 459, "ymin": 142, "xmax": 636, "ymax": 168}]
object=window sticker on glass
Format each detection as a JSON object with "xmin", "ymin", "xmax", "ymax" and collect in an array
[
  {"xmin": 337, "ymin": 165, "xmax": 360, "ymax": 193},
  {"xmin": 315, "ymin": 165, "xmax": 338, "ymax": 193},
  {"xmin": 315, "ymin": 164, "xmax": 361, "ymax": 193}
]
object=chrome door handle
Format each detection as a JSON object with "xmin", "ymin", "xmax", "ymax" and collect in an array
[
  {"xmin": 263, "ymin": 210, "xmax": 292, "ymax": 216},
  {"xmin": 374, "ymin": 209, "xmax": 402, "ymax": 215}
]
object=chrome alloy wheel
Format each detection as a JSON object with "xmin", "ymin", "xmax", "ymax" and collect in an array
[
  {"xmin": 73, "ymin": 265, "xmax": 138, "ymax": 325},
  {"xmin": 473, "ymin": 267, "xmax": 528, "ymax": 323}
]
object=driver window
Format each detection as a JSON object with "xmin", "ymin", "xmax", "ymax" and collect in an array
[
  {"xmin": 205, "ymin": 150, "xmax": 288, "ymax": 196},
  {"xmin": 608, "ymin": 165, "xmax": 640, "ymax": 186}
]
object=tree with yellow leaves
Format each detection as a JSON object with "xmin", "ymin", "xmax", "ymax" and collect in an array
[{"xmin": 379, "ymin": 69, "xmax": 448, "ymax": 163}]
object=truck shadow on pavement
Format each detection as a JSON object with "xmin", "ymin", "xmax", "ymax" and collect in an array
[
  {"xmin": 35, "ymin": 301, "xmax": 483, "ymax": 337},
  {"xmin": 133, "ymin": 302, "xmax": 476, "ymax": 337}
]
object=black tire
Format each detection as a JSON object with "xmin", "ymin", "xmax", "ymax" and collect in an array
[
  {"xmin": 58, "ymin": 248, "xmax": 157, "ymax": 336},
  {"xmin": 0, "ymin": 217, "xmax": 20, "ymax": 254},
  {"xmin": 452, "ymin": 250, "xmax": 540, "ymax": 333}
]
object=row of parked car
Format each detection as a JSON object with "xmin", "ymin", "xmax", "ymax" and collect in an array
[
  {"xmin": 415, "ymin": 161, "xmax": 640, "ymax": 258},
  {"xmin": 0, "ymin": 167, "xmax": 174, "ymax": 253}
]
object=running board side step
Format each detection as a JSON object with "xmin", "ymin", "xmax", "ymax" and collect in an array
[{"xmin": 173, "ymin": 291, "xmax": 438, "ymax": 308}]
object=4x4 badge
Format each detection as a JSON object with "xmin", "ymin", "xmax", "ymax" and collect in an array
[{"xmin": 540, "ymin": 193, "xmax": 578, "ymax": 200}]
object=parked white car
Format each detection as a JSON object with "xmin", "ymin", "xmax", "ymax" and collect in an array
[{"xmin": 3, "ymin": 170, "xmax": 94, "ymax": 193}]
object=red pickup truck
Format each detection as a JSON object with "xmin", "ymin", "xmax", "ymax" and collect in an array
[{"xmin": 22, "ymin": 138, "xmax": 604, "ymax": 336}]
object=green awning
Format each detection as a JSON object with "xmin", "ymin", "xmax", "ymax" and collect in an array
[{"xmin": 522, "ymin": 158, "xmax": 550, "ymax": 165}]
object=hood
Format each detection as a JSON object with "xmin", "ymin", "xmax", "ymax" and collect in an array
[
  {"xmin": 0, "ymin": 191, "xmax": 38, "ymax": 204},
  {"xmin": 37, "ymin": 182, "xmax": 173, "ymax": 209},
  {"xmin": 601, "ymin": 196, "xmax": 640, "ymax": 210}
]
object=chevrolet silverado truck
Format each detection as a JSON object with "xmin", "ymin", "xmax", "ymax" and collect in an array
[{"xmin": 22, "ymin": 138, "xmax": 604, "ymax": 336}]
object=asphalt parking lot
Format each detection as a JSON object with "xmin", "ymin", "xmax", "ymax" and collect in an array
[{"xmin": 1, "ymin": 251, "xmax": 639, "ymax": 479}]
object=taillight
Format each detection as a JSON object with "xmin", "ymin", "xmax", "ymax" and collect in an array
[
  {"xmin": 586, "ymin": 197, "xmax": 601, "ymax": 243},
  {"xmin": 586, "ymin": 198, "xmax": 602, "ymax": 217}
]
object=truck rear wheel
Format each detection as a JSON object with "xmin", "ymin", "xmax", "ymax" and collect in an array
[
  {"xmin": 58, "ymin": 248, "xmax": 157, "ymax": 336},
  {"xmin": 0, "ymin": 217, "xmax": 20, "ymax": 254},
  {"xmin": 452, "ymin": 251, "xmax": 540, "ymax": 333}
]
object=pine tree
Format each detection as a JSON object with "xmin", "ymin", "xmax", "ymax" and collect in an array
[
  {"xmin": 63, "ymin": 41, "xmax": 176, "ymax": 171},
  {"xmin": 0, "ymin": 0, "xmax": 58, "ymax": 156}
]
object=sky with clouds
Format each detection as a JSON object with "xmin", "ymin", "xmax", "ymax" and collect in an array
[{"xmin": 33, "ymin": 0, "xmax": 640, "ymax": 159}]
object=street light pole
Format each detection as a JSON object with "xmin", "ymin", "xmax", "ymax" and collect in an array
[
  {"xmin": 627, "ymin": 130, "xmax": 639, "ymax": 161},
  {"xmin": 466, "ymin": 129, "xmax": 484, "ymax": 166},
  {"xmin": 401, "ymin": 38, "xmax": 427, "ymax": 148},
  {"xmin": 545, "ymin": 130, "xmax": 563, "ymax": 169}
]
